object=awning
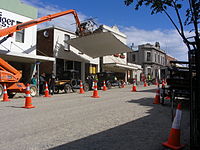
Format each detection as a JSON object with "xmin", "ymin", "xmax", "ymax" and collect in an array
[
  {"xmin": 104, "ymin": 63, "xmax": 139, "ymax": 70},
  {"xmin": 56, "ymin": 49, "xmax": 89, "ymax": 63},
  {"xmin": 67, "ymin": 32, "xmax": 132, "ymax": 58},
  {"xmin": 0, "ymin": 51, "xmax": 55, "ymax": 63}
]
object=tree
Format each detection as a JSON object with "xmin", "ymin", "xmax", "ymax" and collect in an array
[
  {"xmin": 124, "ymin": 0, "xmax": 200, "ymax": 51},
  {"xmin": 124, "ymin": 0, "xmax": 200, "ymax": 149}
]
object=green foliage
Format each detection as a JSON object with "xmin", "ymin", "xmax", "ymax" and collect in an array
[{"xmin": 124, "ymin": 0, "xmax": 200, "ymax": 49}]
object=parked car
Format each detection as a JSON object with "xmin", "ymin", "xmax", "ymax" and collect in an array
[
  {"xmin": 55, "ymin": 70, "xmax": 89, "ymax": 94},
  {"xmin": 96, "ymin": 72, "xmax": 121, "ymax": 89}
]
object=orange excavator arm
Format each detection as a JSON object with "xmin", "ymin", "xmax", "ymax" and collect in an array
[{"xmin": 0, "ymin": 9, "xmax": 84, "ymax": 38}]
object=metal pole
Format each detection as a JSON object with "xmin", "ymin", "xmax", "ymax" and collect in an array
[
  {"xmin": 99, "ymin": 57, "xmax": 104, "ymax": 72},
  {"xmin": 36, "ymin": 61, "xmax": 40, "ymax": 96}
]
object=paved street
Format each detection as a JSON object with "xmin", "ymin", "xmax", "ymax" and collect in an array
[{"xmin": 0, "ymin": 85, "xmax": 190, "ymax": 150}]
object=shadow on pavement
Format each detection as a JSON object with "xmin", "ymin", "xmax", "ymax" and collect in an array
[
  {"xmin": 136, "ymin": 88, "xmax": 157, "ymax": 93},
  {"xmin": 49, "ymin": 97, "xmax": 190, "ymax": 150}
]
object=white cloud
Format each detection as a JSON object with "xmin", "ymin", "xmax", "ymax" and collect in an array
[
  {"xmin": 121, "ymin": 26, "xmax": 189, "ymax": 61},
  {"xmin": 20, "ymin": 0, "xmax": 88, "ymax": 32}
]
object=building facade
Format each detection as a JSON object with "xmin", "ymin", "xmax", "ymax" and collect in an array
[
  {"xmin": 37, "ymin": 26, "xmax": 99, "ymax": 81},
  {"xmin": 100, "ymin": 25, "xmax": 142, "ymax": 82},
  {"xmin": 128, "ymin": 42, "xmax": 166, "ymax": 80},
  {"xmin": 37, "ymin": 25, "xmax": 142, "ymax": 83},
  {"xmin": 0, "ymin": 0, "xmax": 54, "ymax": 83}
]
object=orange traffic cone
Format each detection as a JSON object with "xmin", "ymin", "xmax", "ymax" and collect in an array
[
  {"xmin": 162, "ymin": 80, "xmax": 165, "ymax": 87},
  {"xmin": 121, "ymin": 81, "xmax": 125, "ymax": 88},
  {"xmin": 162, "ymin": 103, "xmax": 185, "ymax": 149},
  {"xmin": 144, "ymin": 79, "xmax": 147, "ymax": 87},
  {"xmin": 132, "ymin": 79, "xmax": 137, "ymax": 92},
  {"xmin": 102, "ymin": 80, "xmax": 107, "ymax": 91},
  {"xmin": 23, "ymin": 84, "xmax": 35, "ymax": 109},
  {"xmin": 43, "ymin": 82, "xmax": 51, "ymax": 97},
  {"xmin": 165, "ymin": 96, "xmax": 171, "ymax": 100},
  {"xmin": 92, "ymin": 81, "xmax": 94, "ymax": 90},
  {"xmin": 91, "ymin": 81, "xmax": 100, "ymax": 98},
  {"xmin": 79, "ymin": 80, "xmax": 85, "ymax": 94},
  {"xmin": 153, "ymin": 86, "xmax": 160, "ymax": 104},
  {"xmin": 2, "ymin": 84, "xmax": 10, "ymax": 102}
]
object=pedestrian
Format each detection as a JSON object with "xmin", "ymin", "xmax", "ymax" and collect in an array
[
  {"xmin": 49, "ymin": 72, "xmax": 56, "ymax": 95},
  {"xmin": 31, "ymin": 74, "xmax": 37, "ymax": 86},
  {"xmin": 147, "ymin": 73, "xmax": 152, "ymax": 86},
  {"xmin": 39, "ymin": 72, "xmax": 46, "ymax": 95}
]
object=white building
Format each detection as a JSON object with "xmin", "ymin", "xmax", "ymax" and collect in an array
[
  {"xmin": 100, "ymin": 25, "xmax": 142, "ymax": 82},
  {"xmin": 37, "ymin": 26, "xmax": 99, "ymax": 81},
  {"xmin": 0, "ymin": 0, "xmax": 54, "ymax": 83}
]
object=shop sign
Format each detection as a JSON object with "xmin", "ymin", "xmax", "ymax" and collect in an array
[{"xmin": 0, "ymin": 11, "xmax": 16, "ymax": 28}]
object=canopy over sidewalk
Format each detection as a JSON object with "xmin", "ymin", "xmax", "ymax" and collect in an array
[{"xmin": 67, "ymin": 32, "xmax": 132, "ymax": 58}]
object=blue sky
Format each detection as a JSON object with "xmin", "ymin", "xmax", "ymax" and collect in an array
[{"xmin": 21, "ymin": 0, "xmax": 190, "ymax": 60}]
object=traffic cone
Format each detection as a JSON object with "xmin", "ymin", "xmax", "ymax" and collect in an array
[
  {"xmin": 43, "ymin": 82, "xmax": 51, "ymax": 97},
  {"xmin": 131, "ymin": 79, "xmax": 137, "ymax": 92},
  {"xmin": 91, "ymin": 81, "xmax": 100, "ymax": 98},
  {"xmin": 102, "ymin": 80, "xmax": 107, "ymax": 91},
  {"xmin": 121, "ymin": 81, "xmax": 125, "ymax": 88},
  {"xmin": 92, "ymin": 81, "xmax": 94, "ymax": 89},
  {"xmin": 162, "ymin": 80, "xmax": 165, "ymax": 87},
  {"xmin": 23, "ymin": 84, "xmax": 35, "ymax": 109},
  {"xmin": 2, "ymin": 84, "xmax": 10, "ymax": 102},
  {"xmin": 144, "ymin": 79, "xmax": 147, "ymax": 87},
  {"xmin": 153, "ymin": 86, "xmax": 160, "ymax": 104},
  {"xmin": 79, "ymin": 80, "xmax": 85, "ymax": 94},
  {"xmin": 162, "ymin": 103, "xmax": 185, "ymax": 150},
  {"xmin": 165, "ymin": 96, "xmax": 171, "ymax": 100}
]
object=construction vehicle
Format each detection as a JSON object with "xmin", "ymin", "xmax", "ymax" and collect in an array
[{"xmin": 0, "ymin": 9, "xmax": 92, "ymax": 98}]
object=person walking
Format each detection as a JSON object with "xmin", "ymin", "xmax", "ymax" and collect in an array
[
  {"xmin": 39, "ymin": 73, "xmax": 46, "ymax": 95},
  {"xmin": 31, "ymin": 74, "xmax": 37, "ymax": 86},
  {"xmin": 49, "ymin": 72, "xmax": 56, "ymax": 95}
]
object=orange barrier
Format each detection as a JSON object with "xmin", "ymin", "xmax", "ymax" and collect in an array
[
  {"xmin": 162, "ymin": 103, "xmax": 185, "ymax": 149},
  {"xmin": 153, "ymin": 86, "xmax": 160, "ymax": 104},
  {"xmin": 43, "ymin": 82, "xmax": 51, "ymax": 97},
  {"xmin": 2, "ymin": 84, "xmax": 10, "ymax": 102},
  {"xmin": 91, "ymin": 81, "xmax": 100, "ymax": 98},
  {"xmin": 102, "ymin": 80, "xmax": 107, "ymax": 91},
  {"xmin": 23, "ymin": 84, "xmax": 35, "ymax": 109},
  {"xmin": 131, "ymin": 79, "xmax": 137, "ymax": 92},
  {"xmin": 79, "ymin": 80, "xmax": 85, "ymax": 94}
]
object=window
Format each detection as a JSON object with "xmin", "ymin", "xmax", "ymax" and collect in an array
[
  {"xmin": 146, "ymin": 52, "xmax": 151, "ymax": 61},
  {"xmin": 155, "ymin": 54, "xmax": 157, "ymax": 62},
  {"xmin": 132, "ymin": 54, "xmax": 136, "ymax": 61},
  {"xmin": 64, "ymin": 34, "xmax": 70, "ymax": 50},
  {"xmin": 158, "ymin": 55, "xmax": 160, "ymax": 63},
  {"xmin": 147, "ymin": 68, "xmax": 151, "ymax": 74},
  {"xmin": 15, "ymin": 21, "xmax": 24, "ymax": 43}
]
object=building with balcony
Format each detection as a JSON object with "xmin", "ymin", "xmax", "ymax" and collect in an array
[{"xmin": 127, "ymin": 42, "xmax": 166, "ymax": 79}]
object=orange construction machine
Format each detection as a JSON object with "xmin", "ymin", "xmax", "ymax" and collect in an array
[{"xmin": 0, "ymin": 9, "xmax": 89, "ymax": 98}]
